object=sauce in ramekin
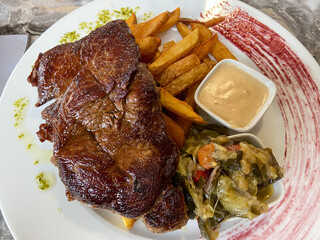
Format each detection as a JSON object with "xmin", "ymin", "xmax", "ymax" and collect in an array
[{"xmin": 198, "ymin": 62, "xmax": 269, "ymax": 128}]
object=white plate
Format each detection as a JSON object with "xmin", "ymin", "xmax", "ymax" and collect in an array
[{"xmin": 0, "ymin": 0, "xmax": 319, "ymax": 240}]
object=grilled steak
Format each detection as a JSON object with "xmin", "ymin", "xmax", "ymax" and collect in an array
[
  {"xmin": 143, "ymin": 185, "xmax": 188, "ymax": 233},
  {"xmin": 28, "ymin": 20, "xmax": 188, "ymax": 231},
  {"xmin": 28, "ymin": 19, "xmax": 140, "ymax": 107}
]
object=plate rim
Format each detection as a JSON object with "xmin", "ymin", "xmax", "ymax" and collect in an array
[{"xmin": 0, "ymin": 0, "xmax": 319, "ymax": 239}]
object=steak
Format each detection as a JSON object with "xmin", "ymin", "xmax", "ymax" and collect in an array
[
  {"xmin": 28, "ymin": 20, "xmax": 188, "ymax": 232},
  {"xmin": 143, "ymin": 185, "xmax": 189, "ymax": 233}
]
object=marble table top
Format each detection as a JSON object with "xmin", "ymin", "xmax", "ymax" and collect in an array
[{"xmin": 0, "ymin": 0, "xmax": 319, "ymax": 239}]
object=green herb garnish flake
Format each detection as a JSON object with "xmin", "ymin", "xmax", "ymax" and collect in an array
[
  {"xmin": 79, "ymin": 22, "xmax": 95, "ymax": 33},
  {"xmin": 13, "ymin": 98, "xmax": 29, "ymax": 128},
  {"xmin": 59, "ymin": 31, "xmax": 81, "ymax": 44},
  {"xmin": 141, "ymin": 12, "xmax": 155, "ymax": 22},
  {"xmin": 112, "ymin": 7, "xmax": 140, "ymax": 20},
  {"xmin": 97, "ymin": 9, "xmax": 112, "ymax": 26},
  {"xmin": 18, "ymin": 133, "xmax": 24, "ymax": 139},
  {"xmin": 60, "ymin": 6, "xmax": 141, "ymax": 43},
  {"xmin": 36, "ymin": 172, "xmax": 50, "ymax": 191}
]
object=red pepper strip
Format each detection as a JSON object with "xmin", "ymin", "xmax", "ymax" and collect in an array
[
  {"xmin": 225, "ymin": 144, "xmax": 241, "ymax": 151},
  {"xmin": 193, "ymin": 169, "xmax": 209, "ymax": 183}
]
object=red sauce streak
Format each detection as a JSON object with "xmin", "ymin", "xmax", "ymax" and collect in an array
[{"xmin": 201, "ymin": 4, "xmax": 320, "ymax": 240}]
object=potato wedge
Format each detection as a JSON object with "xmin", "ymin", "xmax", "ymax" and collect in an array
[
  {"xmin": 162, "ymin": 40, "xmax": 176, "ymax": 53},
  {"xmin": 151, "ymin": 50, "xmax": 161, "ymax": 62},
  {"xmin": 211, "ymin": 39, "xmax": 237, "ymax": 61},
  {"xmin": 155, "ymin": 54, "xmax": 201, "ymax": 86},
  {"xmin": 159, "ymin": 88, "xmax": 205, "ymax": 124},
  {"xmin": 190, "ymin": 34, "xmax": 218, "ymax": 60},
  {"xmin": 136, "ymin": 36, "xmax": 161, "ymax": 55},
  {"xmin": 190, "ymin": 22, "xmax": 213, "ymax": 43},
  {"xmin": 202, "ymin": 55, "xmax": 212, "ymax": 63},
  {"xmin": 176, "ymin": 117, "xmax": 192, "ymax": 137},
  {"xmin": 178, "ymin": 17, "xmax": 202, "ymax": 24},
  {"xmin": 149, "ymin": 29, "xmax": 200, "ymax": 75},
  {"xmin": 163, "ymin": 63, "xmax": 211, "ymax": 96},
  {"xmin": 136, "ymin": 36, "xmax": 161, "ymax": 63},
  {"xmin": 176, "ymin": 82, "xmax": 200, "ymax": 136},
  {"xmin": 122, "ymin": 217, "xmax": 136, "ymax": 229},
  {"xmin": 126, "ymin": 13, "xmax": 137, "ymax": 27},
  {"xmin": 176, "ymin": 22, "xmax": 192, "ymax": 38},
  {"xmin": 179, "ymin": 17, "xmax": 225, "ymax": 27},
  {"xmin": 163, "ymin": 114, "xmax": 185, "ymax": 147},
  {"xmin": 184, "ymin": 82, "xmax": 200, "ymax": 109},
  {"xmin": 157, "ymin": 7, "xmax": 180, "ymax": 33},
  {"xmin": 190, "ymin": 23, "xmax": 237, "ymax": 61},
  {"xmin": 204, "ymin": 16, "xmax": 225, "ymax": 27},
  {"xmin": 202, "ymin": 57, "xmax": 217, "ymax": 69},
  {"xmin": 151, "ymin": 41, "xmax": 175, "ymax": 65},
  {"xmin": 131, "ymin": 11, "xmax": 170, "ymax": 38}
]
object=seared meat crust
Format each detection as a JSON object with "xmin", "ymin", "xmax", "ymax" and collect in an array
[
  {"xmin": 29, "ymin": 19, "xmax": 188, "ymax": 227},
  {"xmin": 143, "ymin": 185, "xmax": 188, "ymax": 233},
  {"xmin": 47, "ymin": 63, "xmax": 179, "ymax": 218},
  {"xmin": 28, "ymin": 20, "xmax": 140, "ymax": 106}
]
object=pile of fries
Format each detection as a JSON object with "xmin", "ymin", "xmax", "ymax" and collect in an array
[{"xmin": 122, "ymin": 8, "xmax": 237, "ymax": 229}]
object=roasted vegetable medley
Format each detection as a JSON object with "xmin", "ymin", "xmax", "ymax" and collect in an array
[{"xmin": 174, "ymin": 126, "xmax": 284, "ymax": 239}]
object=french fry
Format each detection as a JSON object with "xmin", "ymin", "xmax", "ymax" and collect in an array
[
  {"xmin": 184, "ymin": 82, "xmax": 200, "ymax": 109},
  {"xmin": 155, "ymin": 54, "xmax": 201, "ymax": 86},
  {"xmin": 178, "ymin": 16, "xmax": 225, "ymax": 28},
  {"xmin": 204, "ymin": 16, "xmax": 225, "ymax": 27},
  {"xmin": 136, "ymin": 36, "xmax": 161, "ymax": 55},
  {"xmin": 162, "ymin": 40, "xmax": 176, "ymax": 53},
  {"xmin": 176, "ymin": 117, "xmax": 192, "ymax": 137},
  {"xmin": 202, "ymin": 56, "xmax": 212, "ymax": 63},
  {"xmin": 163, "ymin": 63, "xmax": 211, "ymax": 96},
  {"xmin": 159, "ymin": 88, "xmax": 205, "ymax": 124},
  {"xmin": 176, "ymin": 22, "xmax": 192, "ymax": 38},
  {"xmin": 190, "ymin": 22, "xmax": 237, "ymax": 61},
  {"xmin": 190, "ymin": 34, "xmax": 218, "ymax": 60},
  {"xmin": 151, "ymin": 50, "xmax": 161, "ymax": 62},
  {"xmin": 157, "ymin": 7, "xmax": 180, "ymax": 33},
  {"xmin": 149, "ymin": 29, "xmax": 200, "ymax": 75},
  {"xmin": 190, "ymin": 23, "xmax": 213, "ymax": 43},
  {"xmin": 136, "ymin": 36, "xmax": 161, "ymax": 63},
  {"xmin": 202, "ymin": 57, "xmax": 217, "ymax": 69},
  {"xmin": 150, "ymin": 40, "xmax": 175, "ymax": 69},
  {"xmin": 126, "ymin": 13, "xmax": 137, "ymax": 26},
  {"xmin": 178, "ymin": 17, "xmax": 202, "ymax": 24},
  {"xmin": 211, "ymin": 39, "xmax": 237, "ymax": 61},
  {"xmin": 163, "ymin": 114, "xmax": 185, "ymax": 147},
  {"xmin": 176, "ymin": 82, "xmax": 200, "ymax": 136},
  {"xmin": 131, "ymin": 11, "xmax": 170, "ymax": 38},
  {"xmin": 122, "ymin": 217, "xmax": 136, "ymax": 229}
]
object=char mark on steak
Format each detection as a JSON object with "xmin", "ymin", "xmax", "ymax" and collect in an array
[
  {"xmin": 28, "ymin": 20, "xmax": 140, "ymax": 106},
  {"xmin": 143, "ymin": 185, "xmax": 188, "ymax": 233},
  {"xmin": 29, "ymin": 20, "xmax": 188, "ymax": 231}
]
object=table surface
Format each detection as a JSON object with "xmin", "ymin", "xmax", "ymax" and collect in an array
[{"xmin": 0, "ymin": 0, "xmax": 319, "ymax": 239}]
